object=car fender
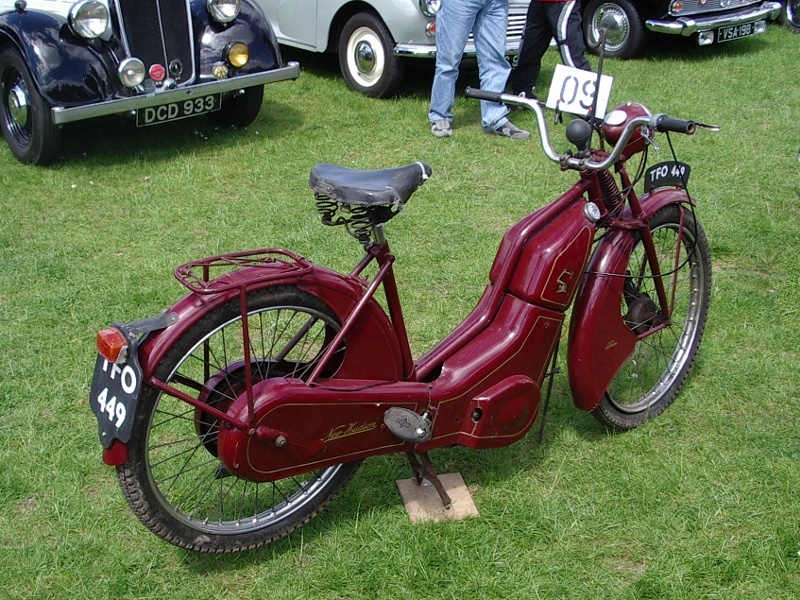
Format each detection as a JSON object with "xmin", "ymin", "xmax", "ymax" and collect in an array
[
  {"xmin": 0, "ymin": 10, "xmax": 116, "ymax": 106},
  {"xmin": 192, "ymin": 0, "xmax": 282, "ymax": 73},
  {"xmin": 319, "ymin": 0, "xmax": 427, "ymax": 52},
  {"xmin": 567, "ymin": 187, "xmax": 695, "ymax": 412}
]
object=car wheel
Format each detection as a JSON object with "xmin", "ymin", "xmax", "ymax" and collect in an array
[
  {"xmin": 338, "ymin": 12, "xmax": 404, "ymax": 98},
  {"xmin": 0, "ymin": 47, "xmax": 61, "ymax": 165},
  {"xmin": 207, "ymin": 86, "xmax": 264, "ymax": 128},
  {"xmin": 781, "ymin": 0, "xmax": 800, "ymax": 32},
  {"xmin": 583, "ymin": 0, "xmax": 646, "ymax": 59}
]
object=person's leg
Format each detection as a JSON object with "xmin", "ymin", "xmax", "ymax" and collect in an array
[
  {"xmin": 473, "ymin": 0, "xmax": 512, "ymax": 129},
  {"xmin": 555, "ymin": 0, "xmax": 591, "ymax": 70},
  {"xmin": 429, "ymin": 0, "xmax": 480, "ymax": 124},
  {"xmin": 508, "ymin": 0, "xmax": 552, "ymax": 95}
]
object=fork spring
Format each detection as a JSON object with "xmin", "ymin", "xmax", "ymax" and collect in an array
[{"xmin": 598, "ymin": 169, "xmax": 624, "ymax": 214}]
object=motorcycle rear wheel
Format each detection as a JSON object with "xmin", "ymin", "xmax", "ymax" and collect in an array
[
  {"xmin": 592, "ymin": 205, "xmax": 711, "ymax": 430},
  {"xmin": 117, "ymin": 286, "xmax": 360, "ymax": 553}
]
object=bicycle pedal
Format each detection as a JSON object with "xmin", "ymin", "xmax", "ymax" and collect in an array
[{"xmin": 384, "ymin": 407, "xmax": 431, "ymax": 443}]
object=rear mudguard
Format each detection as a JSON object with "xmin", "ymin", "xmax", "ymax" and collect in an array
[
  {"xmin": 567, "ymin": 188, "xmax": 694, "ymax": 412},
  {"xmin": 137, "ymin": 260, "xmax": 405, "ymax": 383},
  {"xmin": 102, "ymin": 258, "xmax": 404, "ymax": 466}
]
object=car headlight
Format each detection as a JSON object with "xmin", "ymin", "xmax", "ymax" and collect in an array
[
  {"xmin": 69, "ymin": 0, "xmax": 110, "ymax": 39},
  {"xmin": 207, "ymin": 0, "xmax": 241, "ymax": 24},
  {"xmin": 419, "ymin": 0, "xmax": 441, "ymax": 17},
  {"xmin": 226, "ymin": 42, "xmax": 250, "ymax": 68},
  {"xmin": 118, "ymin": 58, "xmax": 146, "ymax": 88}
]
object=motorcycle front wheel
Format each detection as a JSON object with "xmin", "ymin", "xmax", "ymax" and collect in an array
[
  {"xmin": 117, "ymin": 286, "xmax": 360, "ymax": 553},
  {"xmin": 592, "ymin": 205, "xmax": 712, "ymax": 430}
]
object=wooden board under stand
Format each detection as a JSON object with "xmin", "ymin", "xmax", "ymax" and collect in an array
[{"xmin": 396, "ymin": 473, "xmax": 480, "ymax": 524}]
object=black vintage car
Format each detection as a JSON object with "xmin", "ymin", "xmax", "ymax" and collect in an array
[
  {"xmin": 0, "ymin": 0, "xmax": 299, "ymax": 165},
  {"xmin": 583, "ymin": 0, "xmax": 782, "ymax": 58}
]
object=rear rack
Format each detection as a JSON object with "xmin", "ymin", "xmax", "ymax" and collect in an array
[{"xmin": 174, "ymin": 248, "xmax": 313, "ymax": 295}]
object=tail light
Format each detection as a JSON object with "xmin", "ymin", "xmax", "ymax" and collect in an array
[{"xmin": 97, "ymin": 327, "xmax": 129, "ymax": 364}]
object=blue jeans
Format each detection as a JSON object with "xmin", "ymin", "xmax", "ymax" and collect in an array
[{"xmin": 429, "ymin": 0, "xmax": 511, "ymax": 130}]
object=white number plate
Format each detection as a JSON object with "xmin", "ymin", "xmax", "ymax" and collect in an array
[
  {"xmin": 546, "ymin": 64, "xmax": 613, "ymax": 119},
  {"xmin": 136, "ymin": 94, "xmax": 222, "ymax": 127},
  {"xmin": 89, "ymin": 353, "xmax": 142, "ymax": 447}
]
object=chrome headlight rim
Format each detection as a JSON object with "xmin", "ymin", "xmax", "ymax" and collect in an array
[
  {"xmin": 419, "ymin": 0, "xmax": 441, "ymax": 17},
  {"xmin": 206, "ymin": 0, "xmax": 242, "ymax": 24},
  {"xmin": 69, "ymin": 0, "xmax": 110, "ymax": 40},
  {"xmin": 118, "ymin": 57, "xmax": 146, "ymax": 88}
]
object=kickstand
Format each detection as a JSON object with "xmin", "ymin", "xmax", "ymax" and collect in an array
[
  {"xmin": 536, "ymin": 330, "xmax": 562, "ymax": 445},
  {"xmin": 406, "ymin": 452, "xmax": 452, "ymax": 509}
]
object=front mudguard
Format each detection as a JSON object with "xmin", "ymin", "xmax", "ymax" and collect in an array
[{"xmin": 567, "ymin": 188, "xmax": 694, "ymax": 412}]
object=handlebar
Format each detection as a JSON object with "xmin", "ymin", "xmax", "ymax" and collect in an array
[{"xmin": 465, "ymin": 87, "xmax": 697, "ymax": 171}]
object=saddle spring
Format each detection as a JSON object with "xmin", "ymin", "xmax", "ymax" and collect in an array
[{"xmin": 314, "ymin": 192, "xmax": 395, "ymax": 246}]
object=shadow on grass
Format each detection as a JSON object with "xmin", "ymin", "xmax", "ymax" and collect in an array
[
  {"xmin": 177, "ymin": 384, "xmax": 608, "ymax": 570},
  {"xmin": 50, "ymin": 97, "xmax": 305, "ymax": 168}
]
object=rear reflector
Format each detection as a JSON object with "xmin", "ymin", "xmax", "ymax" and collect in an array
[{"xmin": 96, "ymin": 327, "xmax": 128, "ymax": 363}]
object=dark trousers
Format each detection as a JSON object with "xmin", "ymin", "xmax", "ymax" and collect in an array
[{"xmin": 509, "ymin": 0, "xmax": 591, "ymax": 95}]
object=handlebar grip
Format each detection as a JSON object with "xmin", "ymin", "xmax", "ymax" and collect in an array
[
  {"xmin": 465, "ymin": 87, "xmax": 503, "ymax": 103},
  {"xmin": 653, "ymin": 115, "xmax": 696, "ymax": 135}
]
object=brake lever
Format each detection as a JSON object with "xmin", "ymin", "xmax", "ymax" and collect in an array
[
  {"xmin": 640, "ymin": 126, "xmax": 660, "ymax": 151},
  {"xmin": 695, "ymin": 122, "xmax": 721, "ymax": 132}
]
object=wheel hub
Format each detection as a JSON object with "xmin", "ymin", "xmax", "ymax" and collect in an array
[
  {"xmin": 623, "ymin": 291, "xmax": 663, "ymax": 335},
  {"xmin": 355, "ymin": 40, "xmax": 376, "ymax": 74},
  {"xmin": 596, "ymin": 6, "xmax": 629, "ymax": 49},
  {"xmin": 5, "ymin": 77, "xmax": 31, "ymax": 137}
]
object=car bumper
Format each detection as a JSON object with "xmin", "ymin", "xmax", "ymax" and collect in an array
[
  {"xmin": 50, "ymin": 62, "xmax": 301, "ymax": 126},
  {"xmin": 394, "ymin": 41, "xmax": 521, "ymax": 59},
  {"xmin": 645, "ymin": 2, "xmax": 781, "ymax": 36}
]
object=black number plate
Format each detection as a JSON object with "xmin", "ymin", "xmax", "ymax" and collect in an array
[
  {"xmin": 717, "ymin": 22, "xmax": 756, "ymax": 43},
  {"xmin": 89, "ymin": 353, "xmax": 143, "ymax": 448},
  {"xmin": 136, "ymin": 94, "xmax": 222, "ymax": 127},
  {"xmin": 644, "ymin": 161, "xmax": 691, "ymax": 192}
]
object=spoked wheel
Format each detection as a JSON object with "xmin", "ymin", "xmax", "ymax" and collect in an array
[
  {"xmin": 117, "ymin": 286, "xmax": 360, "ymax": 553},
  {"xmin": 0, "ymin": 47, "xmax": 61, "ymax": 165},
  {"xmin": 592, "ymin": 205, "xmax": 712, "ymax": 430}
]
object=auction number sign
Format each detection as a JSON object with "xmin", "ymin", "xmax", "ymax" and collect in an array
[{"xmin": 546, "ymin": 64, "xmax": 613, "ymax": 118}]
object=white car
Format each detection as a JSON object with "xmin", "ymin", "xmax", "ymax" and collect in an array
[{"xmin": 257, "ymin": 0, "xmax": 531, "ymax": 98}]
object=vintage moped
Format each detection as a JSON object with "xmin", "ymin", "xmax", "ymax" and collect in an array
[{"xmin": 89, "ymin": 75, "xmax": 713, "ymax": 553}]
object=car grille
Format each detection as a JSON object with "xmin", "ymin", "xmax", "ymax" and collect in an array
[
  {"xmin": 465, "ymin": 3, "xmax": 530, "ymax": 48},
  {"xmin": 114, "ymin": 0, "xmax": 196, "ymax": 85},
  {"xmin": 669, "ymin": 0, "xmax": 762, "ymax": 17},
  {"xmin": 506, "ymin": 3, "xmax": 528, "ymax": 43}
]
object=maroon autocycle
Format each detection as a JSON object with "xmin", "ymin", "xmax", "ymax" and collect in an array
[{"xmin": 89, "ymin": 87, "xmax": 713, "ymax": 553}]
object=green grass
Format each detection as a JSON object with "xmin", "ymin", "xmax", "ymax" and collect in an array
[{"xmin": 1, "ymin": 26, "xmax": 799, "ymax": 599}]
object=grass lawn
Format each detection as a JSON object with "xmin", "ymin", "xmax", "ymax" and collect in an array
[{"xmin": 0, "ymin": 24, "xmax": 798, "ymax": 599}]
